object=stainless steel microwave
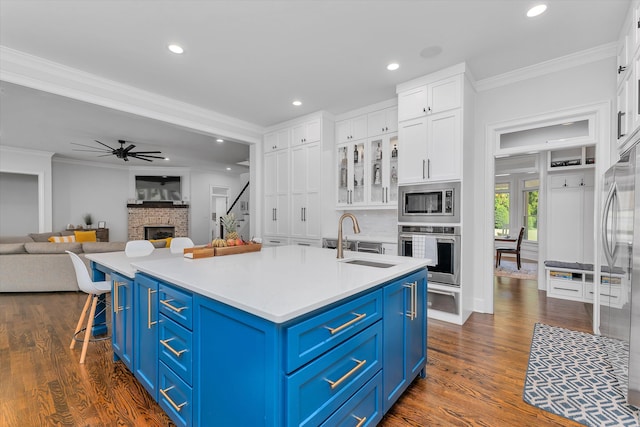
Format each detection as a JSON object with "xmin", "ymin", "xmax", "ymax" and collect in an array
[{"xmin": 398, "ymin": 182, "xmax": 460, "ymax": 223}]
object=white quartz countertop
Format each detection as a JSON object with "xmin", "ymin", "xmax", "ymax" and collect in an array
[
  {"xmin": 128, "ymin": 245, "xmax": 429, "ymax": 324},
  {"xmin": 86, "ymin": 248, "xmax": 180, "ymax": 278}
]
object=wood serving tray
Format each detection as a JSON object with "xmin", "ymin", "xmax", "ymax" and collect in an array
[
  {"xmin": 183, "ymin": 247, "xmax": 214, "ymax": 259},
  {"xmin": 213, "ymin": 243, "xmax": 262, "ymax": 256}
]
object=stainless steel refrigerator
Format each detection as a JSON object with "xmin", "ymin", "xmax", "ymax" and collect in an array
[{"xmin": 601, "ymin": 145, "xmax": 639, "ymax": 408}]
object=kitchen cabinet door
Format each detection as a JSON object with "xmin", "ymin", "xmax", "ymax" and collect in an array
[
  {"xmin": 112, "ymin": 272, "xmax": 134, "ymax": 370},
  {"xmin": 264, "ymin": 128, "xmax": 291, "ymax": 153},
  {"xmin": 382, "ymin": 270, "xmax": 427, "ymax": 413},
  {"xmin": 291, "ymin": 142, "xmax": 322, "ymax": 239},
  {"xmin": 368, "ymin": 107, "xmax": 398, "ymax": 137},
  {"xmin": 367, "ymin": 134, "xmax": 399, "ymax": 206},
  {"xmin": 336, "ymin": 115, "xmax": 367, "ymax": 144},
  {"xmin": 426, "ymin": 110, "xmax": 461, "ymax": 182},
  {"xmin": 264, "ymin": 150, "xmax": 289, "ymax": 236},
  {"xmin": 292, "ymin": 119, "xmax": 321, "ymax": 145},
  {"xmin": 134, "ymin": 274, "xmax": 159, "ymax": 398},
  {"xmin": 398, "ymin": 117, "xmax": 427, "ymax": 184},
  {"xmin": 398, "ymin": 75, "xmax": 461, "ymax": 122},
  {"xmin": 336, "ymin": 140, "xmax": 367, "ymax": 207}
]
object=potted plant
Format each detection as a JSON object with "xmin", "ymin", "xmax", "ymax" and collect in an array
[{"xmin": 83, "ymin": 213, "xmax": 93, "ymax": 229}]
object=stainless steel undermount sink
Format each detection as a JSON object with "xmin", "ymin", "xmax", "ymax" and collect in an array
[{"xmin": 341, "ymin": 259, "xmax": 396, "ymax": 268}]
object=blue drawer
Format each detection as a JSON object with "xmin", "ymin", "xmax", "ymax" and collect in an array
[
  {"xmin": 159, "ymin": 361, "xmax": 192, "ymax": 427},
  {"xmin": 286, "ymin": 322, "xmax": 382, "ymax": 427},
  {"xmin": 285, "ymin": 290, "xmax": 382, "ymax": 373},
  {"xmin": 159, "ymin": 283, "xmax": 193, "ymax": 330},
  {"xmin": 159, "ymin": 314, "xmax": 193, "ymax": 385},
  {"xmin": 320, "ymin": 371, "xmax": 383, "ymax": 427}
]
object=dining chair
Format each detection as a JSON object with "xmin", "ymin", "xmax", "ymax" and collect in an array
[
  {"xmin": 496, "ymin": 226, "xmax": 525, "ymax": 269},
  {"xmin": 170, "ymin": 237, "xmax": 195, "ymax": 254},
  {"xmin": 66, "ymin": 250, "xmax": 112, "ymax": 364},
  {"xmin": 125, "ymin": 239, "xmax": 155, "ymax": 257}
]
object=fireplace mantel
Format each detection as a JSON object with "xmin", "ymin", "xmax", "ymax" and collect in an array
[{"xmin": 127, "ymin": 202, "xmax": 189, "ymax": 209}]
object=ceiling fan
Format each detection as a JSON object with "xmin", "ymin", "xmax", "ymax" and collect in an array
[{"xmin": 71, "ymin": 139, "xmax": 165, "ymax": 162}]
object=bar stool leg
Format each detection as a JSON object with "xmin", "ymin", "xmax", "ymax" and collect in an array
[
  {"xmin": 80, "ymin": 295, "xmax": 98, "ymax": 364},
  {"xmin": 70, "ymin": 294, "xmax": 92, "ymax": 350}
]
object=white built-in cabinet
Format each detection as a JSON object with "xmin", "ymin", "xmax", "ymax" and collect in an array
[
  {"xmin": 397, "ymin": 75, "xmax": 461, "ymax": 122},
  {"xmin": 336, "ymin": 115, "xmax": 368, "ymax": 144},
  {"xmin": 397, "ymin": 73, "xmax": 463, "ymax": 184},
  {"xmin": 367, "ymin": 107, "xmax": 398, "ymax": 137},
  {"xmin": 290, "ymin": 142, "xmax": 322, "ymax": 240},
  {"xmin": 263, "ymin": 149, "xmax": 290, "ymax": 236},
  {"xmin": 335, "ymin": 106, "xmax": 399, "ymax": 209},
  {"xmin": 292, "ymin": 119, "xmax": 321, "ymax": 145},
  {"xmin": 547, "ymin": 172, "xmax": 595, "ymax": 264},
  {"xmin": 263, "ymin": 116, "xmax": 327, "ymax": 247},
  {"xmin": 616, "ymin": 0, "xmax": 640, "ymax": 150}
]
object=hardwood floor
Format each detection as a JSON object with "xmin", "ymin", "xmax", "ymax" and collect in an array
[{"xmin": 0, "ymin": 276, "xmax": 592, "ymax": 426}]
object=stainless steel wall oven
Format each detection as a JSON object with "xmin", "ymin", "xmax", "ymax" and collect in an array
[{"xmin": 399, "ymin": 225, "xmax": 461, "ymax": 316}]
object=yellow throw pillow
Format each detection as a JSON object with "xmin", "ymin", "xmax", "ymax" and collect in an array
[
  {"xmin": 74, "ymin": 230, "xmax": 97, "ymax": 242},
  {"xmin": 48, "ymin": 235, "xmax": 76, "ymax": 243},
  {"xmin": 149, "ymin": 237, "xmax": 173, "ymax": 248},
  {"xmin": 164, "ymin": 237, "xmax": 173, "ymax": 248}
]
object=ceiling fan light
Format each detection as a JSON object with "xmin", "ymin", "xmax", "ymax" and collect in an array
[
  {"xmin": 164, "ymin": 157, "xmax": 170, "ymax": 161},
  {"xmin": 527, "ymin": 4, "xmax": 547, "ymax": 17}
]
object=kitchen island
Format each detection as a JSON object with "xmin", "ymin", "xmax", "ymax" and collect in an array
[{"xmin": 87, "ymin": 245, "xmax": 429, "ymax": 427}]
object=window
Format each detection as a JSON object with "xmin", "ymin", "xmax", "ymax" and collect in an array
[
  {"xmin": 523, "ymin": 179, "xmax": 539, "ymax": 241},
  {"xmin": 495, "ymin": 182, "xmax": 510, "ymax": 237}
]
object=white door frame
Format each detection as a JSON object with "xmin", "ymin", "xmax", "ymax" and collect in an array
[
  {"xmin": 482, "ymin": 101, "xmax": 610, "ymax": 334},
  {"xmin": 209, "ymin": 185, "xmax": 229, "ymax": 241}
]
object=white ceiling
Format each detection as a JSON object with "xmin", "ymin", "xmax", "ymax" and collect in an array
[{"xmin": 0, "ymin": 0, "xmax": 629, "ymax": 168}]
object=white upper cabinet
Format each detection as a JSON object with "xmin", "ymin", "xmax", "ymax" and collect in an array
[
  {"xmin": 367, "ymin": 107, "xmax": 398, "ymax": 137},
  {"xmin": 264, "ymin": 128, "xmax": 291, "ymax": 153},
  {"xmin": 617, "ymin": 0, "xmax": 640, "ymax": 150},
  {"xmin": 398, "ymin": 110, "xmax": 461, "ymax": 184},
  {"xmin": 292, "ymin": 119, "xmax": 321, "ymax": 146},
  {"xmin": 336, "ymin": 115, "xmax": 368, "ymax": 144},
  {"xmin": 398, "ymin": 75, "xmax": 461, "ymax": 122}
]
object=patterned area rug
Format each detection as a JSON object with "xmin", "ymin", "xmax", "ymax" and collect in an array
[
  {"xmin": 524, "ymin": 323, "xmax": 639, "ymax": 426},
  {"xmin": 494, "ymin": 260, "xmax": 537, "ymax": 280}
]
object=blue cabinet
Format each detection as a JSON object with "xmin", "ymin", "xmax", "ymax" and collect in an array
[
  {"xmin": 111, "ymin": 272, "xmax": 133, "ymax": 370},
  {"xmin": 126, "ymin": 268, "xmax": 427, "ymax": 426},
  {"xmin": 134, "ymin": 274, "xmax": 159, "ymax": 398},
  {"xmin": 382, "ymin": 269, "xmax": 427, "ymax": 412}
]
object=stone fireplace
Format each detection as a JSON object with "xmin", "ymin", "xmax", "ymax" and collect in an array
[{"xmin": 127, "ymin": 202, "xmax": 188, "ymax": 241}]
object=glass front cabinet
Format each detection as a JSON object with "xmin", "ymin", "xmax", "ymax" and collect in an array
[{"xmin": 336, "ymin": 133, "xmax": 398, "ymax": 208}]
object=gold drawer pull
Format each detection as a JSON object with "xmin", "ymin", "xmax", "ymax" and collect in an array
[
  {"xmin": 159, "ymin": 385, "xmax": 187, "ymax": 412},
  {"xmin": 160, "ymin": 298, "xmax": 187, "ymax": 313},
  {"xmin": 325, "ymin": 312, "xmax": 366, "ymax": 335},
  {"xmin": 353, "ymin": 415, "xmax": 367, "ymax": 427},
  {"xmin": 113, "ymin": 281, "xmax": 126, "ymax": 313},
  {"xmin": 324, "ymin": 358, "xmax": 366, "ymax": 389},
  {"xmin": 160, "ymin": 338, "xmax": 187, "ymax": 357},
  {"xmin": 148, "ymin": 288, "xmax": 157, "ymax": 329}
]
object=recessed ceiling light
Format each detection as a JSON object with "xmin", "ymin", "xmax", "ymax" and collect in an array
[
  {"xmin": 292, "ymin": 100, "xmax": 302, "ymax": 106},
  {"xmin": 387, "ymin": 63, "xmax": 400, "ymax": 71},
  {"xmin": 526, "ymin": 4, "xmax": 547, "ymax": 17},
  {"xmin": 164, "ymin": 157, "xmax": 170, "ymax": 161},
  {"xmin": 168, "ymin": 44, "xmax": 184, "ymax": 54},
  {"xmin": 226, "ymin": 167, "xmax": 231, "ymax": 171},
  {"xmin": 216, "ymin": 138, "xmax": 224, "ymax": 143}
]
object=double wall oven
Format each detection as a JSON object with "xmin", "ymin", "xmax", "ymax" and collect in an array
[{"xmin": 398, "ymin": 181, "xmax": 461, "ymax": 316}]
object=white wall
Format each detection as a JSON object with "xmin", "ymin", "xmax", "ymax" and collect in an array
[
  {"xmin": 53, "ymin": 159, "xmax": 130, "ymax": 240},
  {"xmin": 472, "ymin": 56, "xmax": 617, "ymax": 313},
  {"xmin": 0, "ymin": 172, "xmax": 39, "ymax": 235}
]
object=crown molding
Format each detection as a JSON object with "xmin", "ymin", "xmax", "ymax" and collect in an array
[
  {"xmin": 0, "ymin": 46, "xmax": 264, "ymax": 144},
  {"xmin": 474, "ymin": 42, "xmax": 617, "ymax": 92},
  {"xmin": 0, "ymin": 144, "xmax": 55, "ymax": 158}
]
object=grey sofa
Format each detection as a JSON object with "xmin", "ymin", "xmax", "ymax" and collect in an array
[{"xmin": 0, "ymin": 232, "xmax": 126, "ymax": 293}]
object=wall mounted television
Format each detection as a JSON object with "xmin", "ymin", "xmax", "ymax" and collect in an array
[{"xmin": 135, "ymin": 175, "xmax": 181, "ymax": 201}]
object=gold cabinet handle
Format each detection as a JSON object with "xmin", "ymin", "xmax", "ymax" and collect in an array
[
  {"xmin": 324, "ymin": 358, "xmax": 366, "ymax": 389},
  {"xmin": 325, "ymin": 312, "xmax": 366, "ymax": 335},
  {"xmin": 160, "ymin": 298, "xmax": 187, "ymax": 313},
  {"xmin": 353, "ymin": 415, "xmax": 367, "ymax": 427},
  {"xmin": 160, "ymin": 338, "xmax": 187, "ymax": 357},
  {"xmin": 159, "ymin": 386, "xmax": 187, "ymax": 412},
  {"xmin": 113, "ymin": 281, "xmax": 125, "ymax": 313},
  {"xmin": 148, "ymin": 288, "xmax": 157, "ymax": 329},
  {"xmin": 403, "ymin": 281, "xmax": 418, "ymax": 320}
]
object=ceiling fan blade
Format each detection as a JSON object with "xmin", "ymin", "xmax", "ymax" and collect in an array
[
  {"xmin": 131, "ymin": 154, "xmax": 166, "ymax": 159},
  {"xmin": 70, "ymin": 142, "xmax": 112, "ymax": 152},
  {"xmin": 129, "ymin": 151, "xmax": 162, "ymax": 154},
  {"xmin": 72, "ymin": 148, "xmax": 114, "ymax": 153},
  {"xmin": 123, "ymin": 144, "xmax": 137, "ymax": 154},
  {"xmin": 130, "ymin": 156, "xmax": 152, "ymax": 162},
  {"xmin": 94, "ymin": 140, "xmax": 116, "ymax": 150}
]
